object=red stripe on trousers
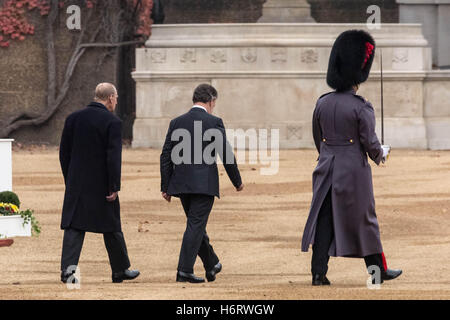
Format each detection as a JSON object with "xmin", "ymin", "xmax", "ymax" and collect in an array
[{"xmin": 382, "ymin": 252, "xmax": 388, "ymax": 271}]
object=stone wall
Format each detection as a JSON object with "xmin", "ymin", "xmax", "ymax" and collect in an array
[
  {"xmin": 424, "ymin": 73, "xmax": 450, "ymax": 149},
  {"xmin": 309, "ymin": 0, "xmax": 399, "ymax": 23},
  {"xmin": 0, "ymin": 7, "xmax": 118, "ymax": 145},
  {"xmin": 161, "ymin": 0, "xmax": 266, "ymax": 23},
  {"xmin": 160, "ymin": 0, "xmax": 399, "ymax": 23},
  {"xmin": 397, "ymin": 0, "xmax": 450, "ymax": 68}
]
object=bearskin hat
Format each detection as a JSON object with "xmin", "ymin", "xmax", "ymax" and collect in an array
[{"xmin": 326, "ymin": 29, "xmax": 376, "ymax": 91}]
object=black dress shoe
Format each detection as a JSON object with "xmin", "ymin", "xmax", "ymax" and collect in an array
[
  {"xmin": 61, "ymin": 270, "xmax": 78, "ymax": 284},
  {"xmin": 112, "ymin": 269, "xmax": 140, "ymax": 283},
  {"xmin": 176, "ymin": 271, "xmax": 205, "ymax": 283},
  {"xmin": 312, "ymin": 274, "xmax": 331, "ymax": 286},
  {"xmin": 382, "ymin": 269, "xmax": 402, "ymax": 281},
  {"xmin": 206, "ymin": 262, "xmax": 222, "ymax": 282}
]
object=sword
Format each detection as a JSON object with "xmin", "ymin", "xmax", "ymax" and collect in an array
[{"xmin": 380, "ymin": 48, "xmax": 384, "ymax": 145}]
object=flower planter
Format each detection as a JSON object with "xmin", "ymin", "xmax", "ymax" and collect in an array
[
  {"xmin": 0, "ymin": 139, "xmax": 14, "ymax": 193},
  {"xmin": 0, "ymin": 215, "xmax": 31, "ymax": 238},
  {"xmin": 0, "ymin": 239, "xmax": 14, "ymax": 247}
]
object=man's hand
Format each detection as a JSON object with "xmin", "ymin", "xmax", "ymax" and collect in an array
[
  {"xmin": 381, "ymin": 145, "xmax": 391, "ymax": 164},
  {"xmin": 106, "ymin": 191, "xmax": 119, "ymax": 202},
  {"xmin": 162, "ymin": 192, "xmax": 171, "ymax": 202},
  {"xmin": 236, "ymin": 184, "xmax": 244, "ymax": 192}
]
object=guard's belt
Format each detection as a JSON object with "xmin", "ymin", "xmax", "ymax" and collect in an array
[{"xmin": 321, "ymin": 138, "xmax": 356, "ymax": 146}]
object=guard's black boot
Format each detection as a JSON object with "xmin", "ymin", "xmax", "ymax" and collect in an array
[
  {"xmin": 370, "ymin": 268, "xmax": 402, "ymax": 284},
  {"xmin": 382, "ymin": 269, "xmax": 402, "ymax": 281}
]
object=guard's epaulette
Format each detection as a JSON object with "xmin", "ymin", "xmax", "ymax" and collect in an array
[
  {"xmin": 353, "ymin": 93, "xmax": 368, "ymax": 103},
  {"xmin": 318, "ymin": 91, "xmax": 334, "ymax": 100}
]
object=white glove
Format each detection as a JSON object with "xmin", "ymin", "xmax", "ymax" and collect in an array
[{"xmin": 381, "ymin": 145, "xmax": 391, "ymax": 163}]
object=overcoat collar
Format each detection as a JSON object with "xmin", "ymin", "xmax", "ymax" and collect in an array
[
  {"xmin": 342, "ymin": 88, "xmax": 357, "ymax": 95},
  {"xmin": 189, "ymin": 107, "xmax": 207, "ymax": 113},
  {"xmin": 88, "ymin": 101, "xmax": 108, "ymax": 111}
]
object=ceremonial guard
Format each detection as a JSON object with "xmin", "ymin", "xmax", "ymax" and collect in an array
[{"xmin": 301, "ymin": 30, "xmax": 402, "ymax": 285}]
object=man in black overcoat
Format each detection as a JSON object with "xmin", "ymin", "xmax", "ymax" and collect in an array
[
  {"xmin": 59, "ymin": 83, "xmax": 139, "ymax": 284},
  {"xmin": 160, "ymin": 84, "xmax": 244, "ymax": 283}
]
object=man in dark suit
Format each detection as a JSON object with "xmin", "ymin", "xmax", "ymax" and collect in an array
[
  {"xmin": 160, "ymin": 84, "xmax": 244, "ymax": 283},
  {"xmin": 59, "ymin": 83, "xmax": 139, "ymax": 284}
]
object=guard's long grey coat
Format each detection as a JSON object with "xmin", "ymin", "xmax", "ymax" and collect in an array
[{"xmin": 301, "ymin": 89, "xmax": 384, "ymax": 258}]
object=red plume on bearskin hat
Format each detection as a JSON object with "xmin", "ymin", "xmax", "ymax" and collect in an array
[{"xmin": 326, "ymin": 29, "xmax": 376, "ymax": 91}]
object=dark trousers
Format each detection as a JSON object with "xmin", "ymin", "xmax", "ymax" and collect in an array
[
  {"xmin": 311, "ymin": 188, "xmax": 386, "ymax": 275},
  {"xmin": 61, "ymin": 228, "xmax": 131, "ymax": 273},
  {"xmin": 177, "ymin": 194, "xmax": 219, "ymax": 274}
]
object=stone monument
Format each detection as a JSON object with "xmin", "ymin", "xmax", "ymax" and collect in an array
[
  {"xmin": 133, "ymin": 23, "xmax": 450, "ymax": 150},
  {"xmin": 397, "ymin": 0, "xmax": 450, "ymax": 69}
]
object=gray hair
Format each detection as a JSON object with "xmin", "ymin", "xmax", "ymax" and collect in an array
[{"xmin": 94, "ymin": 83, "xmax": 117, "ymax": 101}]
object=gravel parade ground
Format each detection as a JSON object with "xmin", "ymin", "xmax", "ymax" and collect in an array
[{"xmin": 1, "ymin": 147, "xmax": 449, "ymax": 300}]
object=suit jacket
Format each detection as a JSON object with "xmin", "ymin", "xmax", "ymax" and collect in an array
[
  {"xmin": 59, "ymin": 102, "xmax": 122, "ymax": 233},
  {"xmin": 302, "ymin": 89, "xmax": 384, "ymax": 257},
  {"xmin": 160, "ymin": 107, "xmax": 242, "ymax": 198}
]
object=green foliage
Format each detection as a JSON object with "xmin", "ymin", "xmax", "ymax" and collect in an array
[
  {"xmin": 0, "ymin": 207, "xmax": 12, "ymax": 216},
  {"xmin": 0, "ymin": 191, "xmax": 20, "ymax": 208},
  {"xmin": 20, "ymin": 209, "xmax": 41, "ymax": 237},
  {"xmin": 0, "ymin": 202, "xmax": 41, "ymax": 237}
]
